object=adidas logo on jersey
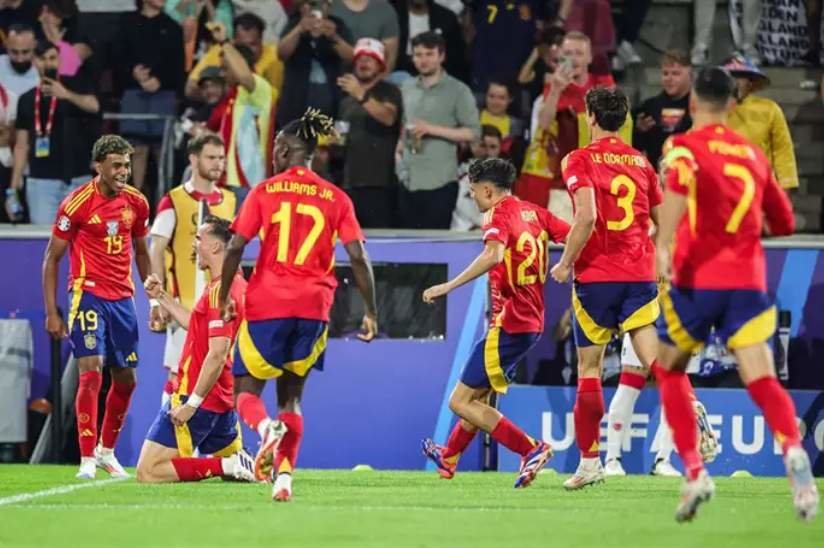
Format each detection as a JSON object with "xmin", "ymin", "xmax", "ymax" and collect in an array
[{"xmin": 88, "ymin": 214, "xmax": 102, "ymax": 224}]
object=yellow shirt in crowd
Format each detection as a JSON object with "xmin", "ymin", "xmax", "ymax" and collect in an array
[
  {"xmin": 728, "ymin": 94, "xmax": 799, "ymax": 190},
  {"xmin": 188, "ymin": 43, "xmax": 283, "ymax": 98}
]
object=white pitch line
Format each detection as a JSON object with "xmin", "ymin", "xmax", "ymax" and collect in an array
[{"xmin": 0, "ymin": 477, "xmax": 128, "ymax": 507}]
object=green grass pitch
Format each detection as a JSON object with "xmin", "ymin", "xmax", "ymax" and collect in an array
[{"xmin": 0, "ymin": 465, "xmax": 822, "ymax": 547}]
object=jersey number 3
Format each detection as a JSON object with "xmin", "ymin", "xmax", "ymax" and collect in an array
[
  {"xmin": 607, "ymin": 175, "xmax": 637, "ymax": 231},
  {"xmin": 270, "ymin": 202, "xmax": 325, "ymax": 265}
]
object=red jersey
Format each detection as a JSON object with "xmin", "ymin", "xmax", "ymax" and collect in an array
[
  {"xmin": 562, "ymin": 137, "xmax": 662, "ymax": 283},
  {"xmin": 52, "ymin": 179, "xmax": 150, "ymax": 300},
  {"xmin": 176, "ymin": 274, "xmax": 247, "ymax": 413},
  {"xmin": 483, "ymin": 196, "xmax": 570, "ymax": 333},
  {"xmin": 662, "ymin": 124, "xmax": 795, "ymax": 290},
  {"xmin": 231, "ymin": 166, "xmax": 364, "ymax": 322}
]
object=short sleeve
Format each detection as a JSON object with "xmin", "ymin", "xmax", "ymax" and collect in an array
[
  {"xmin": 660, "ymin": 140, "xmax": 697, "ymax": 196},
  {"xmin": 239, "ymin": 74, "xmax": 272, "ymax": 109},
  {"xmin": 455, "ymin": 82, "xmax": 481, "ymax": 140},
  {"xmin": 561, "ymin": 151, "xmax": 590, "ymax": 194},
  {"xmin": 380, "ymin": 2, "xmax": 401, "ymax": 38},
  {"xmin": 337, "ymin": 195, "xmax": 364, "ymax": 244},
  {"xmin": 541, "ymin": 209, "xmax": 571, "ymax": 242},
  {"xmin": 132, "ymin": 194, "xmax": 151, "ymax": 238},
  {"xmin": 481, "ymin": 207, "xmax": 509, "ymax": 245},
  {"xmin": 52, "ymin": 195, "xmax": 81, "ymax": 240},
  {"xmin": 15, "ymin": 92, "xmax": 32, "ymax": 131},
  {"xmin": 230, "ymin": 189, "xmax": 263, "ymax": 241}
]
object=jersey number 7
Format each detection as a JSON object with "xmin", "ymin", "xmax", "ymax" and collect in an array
[{"xmin": 270, "ymin": 202, "xmax": 325, "ymax": 265}]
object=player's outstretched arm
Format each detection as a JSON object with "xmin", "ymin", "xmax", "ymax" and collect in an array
[
  {"xmin": 550, "ymin": 186, "xmax": 596, "ymax": 283},
  {"xmin": 344, "ymin": 240, "xmax": 378, "ymax": 342},
  {"xmin": 42, "ymin": 236, "xmax": 69, "ymax": 339},
  {"xmin": 144, "ymin": 274, "xmax": 192, "ymax": 329},
  {"xmin": 423, "ymin": 240, "xmax": 505, "ymax": 303},
  {"xmin": 218, "ymin": 233, "xmax": 247, "ymax": 320},
  {"xmin": 169, "ymin": 336, "xmax": 231, "ymax": 426},
  {"xmin": 655, "ymin": 189, "xmax": 688, "ymax": 282}
]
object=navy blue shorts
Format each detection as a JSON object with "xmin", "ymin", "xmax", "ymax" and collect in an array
[
  {"xmin": 657, "ymin": 285, "xmax": 776, "ymax": 353},
  {"xmin": 68, "ymin": 290, "xmax": 138, "ymax": 368},
  {"xmin": 234, "ymin": 318, "xmax": 328, "ymax": 380},
  {"xmin": 572, "ymin": 281, "xmax": 660, "ymax": 347},
  {"xmin": 461, "ymin": 328, "xmax": 540, "ymax": 394},
  {"xmin": 145, "ymin": 395, "xmax": 242, "ymax": 457}
]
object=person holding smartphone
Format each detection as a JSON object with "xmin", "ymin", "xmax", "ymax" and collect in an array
[
  {"xmin": 9, "ymin": 39, "xmax": 100, "ymax": 225},
  {"xmin": 632, "ymin": 49, "xmax": 693, "ymax": 168}
]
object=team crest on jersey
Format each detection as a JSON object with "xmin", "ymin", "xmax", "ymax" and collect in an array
[
  {"xmin": 57, "ymin": 215, "xmax": 71, "ymax": 232},
  {"xmin": 121, "ymin": 206, "xmax": 136, "ymax": 229},
  {"xmin": 106, "ymin": 220, "xmax": 119, "ymax": 236},
  {"xmin": 84, "ymin": 332, "xmax": 97, "ymax": 350}
]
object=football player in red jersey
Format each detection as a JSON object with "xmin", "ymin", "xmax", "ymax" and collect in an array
[
  {"xmin": 218, "ymin": 109, "xmax": 379, "ymax": 502},
  {"xmin": 421, "ymin": 158, "xmax": 569, "ymax": 488},
  {"xmin": 136, "ymin": 216, "xmax": 257, "ymax": 483},
  {"xmin": 42, "ymin": 135, "xmax": 151, "ymax": 480},
  {"xmin": 551, "ymin": 87, "xmax": 663, "ymax": 490},
  {"xmin": 654, "ymin": 67, "xmax": 818, "ymax": 523}
]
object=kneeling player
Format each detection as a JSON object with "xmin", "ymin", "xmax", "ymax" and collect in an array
[
  {"xmin": 136, "ymin": 216, "xmax": 255, "ymax": 483},
  {"xmin": 654, "ymin": 67, "xmax": 818, "ymax": 522},
  {"xmin": 604, "ymin": 333, "xmax": 718, "ymax": 477},
  {"xmin": 421, "ymin": 158, "xmax": 570, "ymax": 488}
]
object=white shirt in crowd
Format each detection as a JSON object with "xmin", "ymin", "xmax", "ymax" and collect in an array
[
  {"xmin": 0, "ymin": 56, "xmax": 38, "ymax": 99},
  {"xmin": 75, "ymin": 0, "xmax": 136, "ymax": 12},
  {"xmin": 407, "ymin": 12, "xmax": 430, "ymax": 55},
  {"xmin": 0, "ymin": 85, "xmax": 17, "ymax": 168}
]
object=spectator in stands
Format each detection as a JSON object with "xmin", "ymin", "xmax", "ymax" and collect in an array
[
  {"xmin": 612, "ymin": 0, "xmax": 651, "ymax": 71},
  {"xmin": 468, "ymin": 0, "xmax": 547, "ymax": 93},
  {"xmin": 276, "ymin": 0, "xmax": 353, "ymax": 126},
  {"xmin": 633, "ymin": 49, "xmax": 692, "ymax": 168},
  {"xmin": 517, "ymin": 26, "xmax": 564, "ymax": 106},
  {"xmin": 480, "ymin": 80, "xmax": 523, "ymax": 154},
  {"xmin": 556, "ymin": 0, "xmax": 614, "ymax": 75},
  {"xmin": 723, "ymin": 55, "xmax": 798, "ymax": 191},
  {"xmin": 205, "ymin": 23, "xmax": 273, "ymax": 193},
  {"xmin": 187, "ymin": 13, "xmax": 283, "ymax": 102},
  {"xmin": 75, "ymin": 0, "xmax": 133, "ymax": 75},
  {"xmin": 801, "ymin": 0, "xmax": 822, "ymax": 66},
  {"xmin": 187, "ymin": 66, "xmax": 227, "ymax": 126},
  {"xmin": 0, "ymin": 0, "xmax": 42, "ymax": 34},
  {"xmin": 0, "ymin": 24, "xmax": 39, "ymax": 97},
  {"xmin": 331, "ymin": 0, "xmax": 399, "ymax": 71},
  {"xmin": 9, "ymin": 40, "xmax": 99, "ymax": 224},
  {"xmin": 231, "ymin": 0, "xmax": 287, "ymax": 44},
  {"xmin": 397, "ymin": 31, "xmax": 479, "ymax": 229},
  {"xmin": 0, "ymin": 80, "xmax": 18, "ymax": 223},
  {"xmin": 692, "ymin": 0, "xmax": 762, "ymax": 65},
  {"xmin": 518, "ymin": 31, "xmax": 622, "ymax": 214},
  {"xmin": 165, "ymin": 0, "xmax": 234, "ymax": 71},
  {"xmin": 117, "ymin": 0, "xmax": 184, "ymax": 192},
  {"xmin": 37, "ymin": 1, "xmax": 90, "ymax": 76},
  {"xmin": 450, "ymin": 124, "xmax": 502, "ymax": 231},
  {"xmin": 337, "ymin": 38, "xmax": 401, "ymax": 228},
  {"xmin": 392, "ymin": 0, "xmax": 467, "ymax": 83}
]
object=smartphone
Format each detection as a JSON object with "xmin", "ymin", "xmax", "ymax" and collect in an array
[
  {"xmin": 559, "ymin": 56, "xmax": 573, "ymax": 71},
  {"xmin": 43, "ymin": 68, "xmax": 58, "ymax": 80},
  {"xmin": 311, "ymin": 9, "xmax": 323, "ymax": 19}
]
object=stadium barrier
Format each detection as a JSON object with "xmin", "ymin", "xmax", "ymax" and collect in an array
[
  {"xmin": 0, "ymin": 229, "xmax": 822, "ymax": 472},
  {"xmin": 498, "ymin": 385, "xmax": 824, "ymax": 477}
]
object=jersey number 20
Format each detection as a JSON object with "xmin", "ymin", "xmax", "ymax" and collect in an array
[{"xmin": 511, "ymin": 230, "xmax": 550, "ymax": 286}]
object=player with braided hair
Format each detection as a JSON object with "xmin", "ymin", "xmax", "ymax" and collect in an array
[{"xmin": 219, "ymin": 108, "xmax": 378, "ymax": 501}]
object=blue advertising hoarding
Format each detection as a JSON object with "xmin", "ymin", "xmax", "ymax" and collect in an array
[{"xmin": 498, "ymin": 386, "xmax": 824, "ymax": 477}]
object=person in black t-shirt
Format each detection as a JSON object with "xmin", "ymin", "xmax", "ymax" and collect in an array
[
  {"xmin": 10, "ymin": 39, "xmax": 100, "ymax": 225},
  {"xmin": 633, "ymin": 49, "xmax": 692, "ymax": 169},
  {"xmin": 336, "ymin": 38, "xmax": 402, "ymax": 228}
]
